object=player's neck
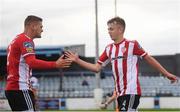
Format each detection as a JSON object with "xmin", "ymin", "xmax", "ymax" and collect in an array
[
  {"xmin": 23, "ymin": 30, "xmax": 34, "ymax": 39},
  {"xmin": 114, "ymin": 35, "xmax": 124, "ymax": 44}
]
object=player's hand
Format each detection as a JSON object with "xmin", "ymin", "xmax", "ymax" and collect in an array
[
  {"xmin": 99, "ymin": 103, "xmax": 107, "ymax": 109},
  {"xmin": 166, "ymin": 73, "xmax": 178, "ymax": 83},
  {"xmin": 64, "ymin": 50, "xmax": 79, "ymax": 62},
  {"xmin": 55, "ymin": 55, "xmax": 72, "ymax": 68}
]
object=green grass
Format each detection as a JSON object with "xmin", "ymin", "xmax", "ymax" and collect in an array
[
  {"xmin": 44, "ymin": 110, "xmax": 180, "ymax": 112},
  {"xmin": 44, "ymin": 108, "xmax": 180, "ymax": 112}
]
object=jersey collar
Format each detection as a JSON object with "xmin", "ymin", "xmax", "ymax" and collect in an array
[{"xmin": 114, "ymin": 38, "xmax": 126, "ymax": 45}]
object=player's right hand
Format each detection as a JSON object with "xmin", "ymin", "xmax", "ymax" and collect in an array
[
  {"xmin": 166, "ymin": 73, "xmax": 179, "ymax": 83},
  {"xmin": 55, "ymin": 55, "xmax": 72, "ymax": 68}
]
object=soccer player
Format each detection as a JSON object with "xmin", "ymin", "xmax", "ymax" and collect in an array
[
  {"xmin": 65, "ymin": 17, "xmax": 178, "ymax": 111},
  {"xmin": 5, "ymin": 15, "xmax": 72, "ymax": 111}
]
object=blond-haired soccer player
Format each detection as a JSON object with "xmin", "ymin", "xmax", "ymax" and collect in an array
[{"xmin": 65, "ymin": 17, "xmax": 178, "ymax": 111}]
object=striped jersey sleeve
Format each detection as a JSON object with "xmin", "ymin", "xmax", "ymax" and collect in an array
[
  {"xmin": 133, "ymin": 40, "xmax": 147, "ymax": 58},
  {"xmin": 97, "ymin": 44, "xmax": 113, "ymax": 66}
]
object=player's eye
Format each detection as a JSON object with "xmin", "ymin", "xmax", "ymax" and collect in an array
[{"xmin": 108, "ymin": 28, "xmax": 113, "ymax": 31}]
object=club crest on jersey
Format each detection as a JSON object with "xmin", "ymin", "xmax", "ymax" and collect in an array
[
  {"xmin": 121, "ymin": 47, "xmax": 126, "ymax": 53},
  {"xmin": 23, "ymin": 42, "xmax": 33, "ymax": 53}
]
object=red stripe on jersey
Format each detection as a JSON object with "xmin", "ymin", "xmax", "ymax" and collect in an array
[
  {"xmin": 114, "ymin": 44, "xmax": 121, "ymax": 94},
  {"xmin": 6, "ymin": 39, "xmax": 21, "ymax": 90},
  {"xmin": 109, "ymin": 44, "xmax": 114, "ymax": 80},
  {"xmin": 109, "ymin": 44, "xmax": 113, "ymax": 59},
  {"xmin": 122, "ymin": 41, "xmax": 129, "ymax": 95}
]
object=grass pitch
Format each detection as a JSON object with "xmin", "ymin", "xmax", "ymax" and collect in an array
[{"xmin": 44, "ymin": 108, "xmax": 180, "ymax": 112}]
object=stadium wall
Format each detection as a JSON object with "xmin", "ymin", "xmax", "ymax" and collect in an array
[
  {"xmin": 66, "ymin": 97, "xmax": 180, "ymax": 110},
  {"xmin": 0, "ymin": 97, "xmax": 180, "ymax": 111}
]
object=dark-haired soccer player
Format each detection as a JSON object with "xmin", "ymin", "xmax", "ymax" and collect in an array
[{"xmin": 5, "ymin": 15, "xmax": 72, "ymax": 111}]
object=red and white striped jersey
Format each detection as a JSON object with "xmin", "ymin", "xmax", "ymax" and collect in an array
[
  {"xmin": 98, "ymin": 38, "xmax": 147, "ymax": 96},
  {"xmin": 6, "ymin": 33, "xmax": 35, "ymax": 90}
]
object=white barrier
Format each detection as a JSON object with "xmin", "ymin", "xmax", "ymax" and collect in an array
[
  {"xmin": 1, "ymin": 97, "xmax": 180, "ymax": 110},
  {"xmin": 94, "ymin": 88, "xmax": 103, "ymax": 106},
  {"xmin": 66, "ymin": 97, "xmax": 180, "ymax": 110},
  {"xmin": 139, "ymin": 97, "xmax": 154, "ymax": 108},
  {"xmin": 160, "ymin": 97, "xmax": 180, "ymax": 108},
  {"xmin": 0, "ymin": 99, "xmax": 11, "ymax": 110},
  {"xmin": 66, "ymin": 98, "xmax": 97, "ymax": 110}
]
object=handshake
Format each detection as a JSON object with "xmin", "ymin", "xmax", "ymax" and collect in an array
[{"xmin": 55, "ymin": 50, "xmax": 78, "ymax": 68}]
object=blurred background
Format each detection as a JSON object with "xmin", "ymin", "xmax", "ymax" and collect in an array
[{"xmin": 0, "ymin": 0, "xmax": 180, "ymax": 111}]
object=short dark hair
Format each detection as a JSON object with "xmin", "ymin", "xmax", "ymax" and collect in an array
[
  {"xmin": 24, "ymin": 15, "xmax": 42, "ymax": 26},
  {"xmin": 107, "ymin": 17, "xmax": 126, "ymax": 32}
]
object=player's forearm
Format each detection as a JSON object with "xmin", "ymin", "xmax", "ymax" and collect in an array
[
  {"xmin": 144, "ymin": 55, "xmax": 169, "ymax": 76},
  {"xmin": 76, "ymin": 58, "xmax": 101, "ymax": 73},
  {"xmin": 25, "ymin": 55, "xmax": 56, "ymax": 69},
  {"xmin": 106, "ymin": 95, "xmax": 116, "ymax": 105},
  {"xmin": 28, "ymin": 59, "xmax": 56, "ymax": 69}
]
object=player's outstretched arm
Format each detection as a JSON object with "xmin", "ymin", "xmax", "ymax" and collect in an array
[
  {"xmin": 65, "ymin": 51, "xmax": 102, "ymax": 73},
  {"xmin": 25, "ymin": 54, "xmax": 72, "ymax": 69},
  {"xmin": 144, "ymin": 54, "xmax": 178, "ymax": 83}
]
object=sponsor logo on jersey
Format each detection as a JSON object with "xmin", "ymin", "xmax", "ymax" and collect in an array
[{"xmin": 111, "ymin": 56, "xmax": 126, "ymax": 60}]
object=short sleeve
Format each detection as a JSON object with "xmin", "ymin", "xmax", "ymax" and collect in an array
[
  {"xmin": 98, "ymin": 50, "xmax": 109, "ymax": 65},
  {"xmin": 133, "ymin": 40, "xmax": 147, "ymax": 58},
  {"xmin": 98, "ymin": 48, "xmax": 112, "ymax": 68}
]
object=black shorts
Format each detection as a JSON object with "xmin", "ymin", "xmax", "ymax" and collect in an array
[
  {"xmin": 5, "ymin": 90, "xmax": 35, "ymax": 111},
  {"xmin": 117, "ymin": 94, "xmax": 140, "ymax": 111}
]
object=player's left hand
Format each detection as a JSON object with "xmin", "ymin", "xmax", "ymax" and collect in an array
[{"xmin": 99, "ymin": 103, "xmax": 107, "ymax": 109}]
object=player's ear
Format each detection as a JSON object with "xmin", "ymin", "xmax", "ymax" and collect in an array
[
  {"xmin": 118, "ymin": 26, "xmax": 124, "ymax": 33},
  {"xmin": 28, "ymin": 23, "xmax": 35, "ymax": 30},
  {"xmin": 118, "ymin": 27, "xmax": 122, "ymax": 33},
  {"xmin": 31, "ymin": 22, "xmax": 38, "ymax": 30}
]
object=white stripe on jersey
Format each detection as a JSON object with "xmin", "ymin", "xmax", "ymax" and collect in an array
[
  {"xmin": 19, "ymin": 55, "xmax": 31, "ymax": 90},
  {"xmin": 22, "ymin": 53, "xmax": 35, "ymax": 58},
  {"xmin": 126, "ymin": 42, "xmax": 138, "ymax": 94},
  {"xmin": 117, "ymin": 42, "xmax": 125, "ymax": 96},
  {"xmin": 111, "ymin": 44, "xmax": 116, "ymax": 79}
]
